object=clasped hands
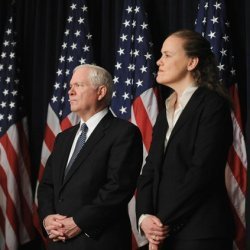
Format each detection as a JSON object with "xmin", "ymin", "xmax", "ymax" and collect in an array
[
  {"xmin": 140, "ymin": 215, "xmax": 169, "ymax": 250},
  {"xmin": 44, "ymin": 214, "xmax": 81, "ymax": 242}
]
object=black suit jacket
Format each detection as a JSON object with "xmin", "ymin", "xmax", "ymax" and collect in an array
[
  {"xmin": 38, "ymin": 111, "xmax": 143, "ymax": 250},
  {"xmin": 136, "ymin": 87, "xmax": 235, "ymax": 242}
]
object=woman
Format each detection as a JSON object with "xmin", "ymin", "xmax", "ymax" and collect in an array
[{"xmin": 136, "ymin": 30, "xmax": 235, "ymax": 250}]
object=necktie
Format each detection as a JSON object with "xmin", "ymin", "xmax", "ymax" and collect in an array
[{"xmin": 64, "ymin": 123, "xmax": 88, "ymax": 178}]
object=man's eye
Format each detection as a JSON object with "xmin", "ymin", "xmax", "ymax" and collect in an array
[{"xmin": 70, "ymin": 83, "xmax": 82, "ymax": 88}]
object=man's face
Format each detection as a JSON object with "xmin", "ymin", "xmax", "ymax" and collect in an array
[{"xmin": 68, "ymin": 67, "xmax": 99, "ymax": 119}]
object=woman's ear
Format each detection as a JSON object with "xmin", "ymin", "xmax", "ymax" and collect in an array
[{"xmin": 187, "ymin": 57, "xmax": 199, "ymax": 71}]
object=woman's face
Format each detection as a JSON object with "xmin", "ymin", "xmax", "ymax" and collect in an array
[{"xmin": 156, "ymin": 35, "xmax": 194, "ymax": 87}]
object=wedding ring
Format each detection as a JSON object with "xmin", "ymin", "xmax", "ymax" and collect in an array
[{"xmin": 153, "ymin": 234, "xmax": 156, "ymax": 240}]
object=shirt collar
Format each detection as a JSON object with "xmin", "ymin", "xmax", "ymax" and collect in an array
[
  {"xmin": 79, "ymin": 108, "xmax": 108, "ymax": 131},
  {"xmin": 165, "ymin": 85, "xmax": 198, "ymax": 110}
]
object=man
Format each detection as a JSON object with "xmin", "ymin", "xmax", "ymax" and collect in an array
[{"xmin": 38, "ymin": 64, "xmax": 143, "ymax": 250}]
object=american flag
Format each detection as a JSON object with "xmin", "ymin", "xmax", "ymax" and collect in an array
[
  {"xmin": 110, "ymin": 0, "xmax": 159, "ymax": 248},
  {"xmin": 195, "ymin": 1, "xmax": 247, "ymax": 249},
  {"xmin": 33, "ymin": 0, "xmax": 93, "ymax": 240},
  {"xmin": 0, "ymin": 6, "xmax": 34, "ymax": 250}
]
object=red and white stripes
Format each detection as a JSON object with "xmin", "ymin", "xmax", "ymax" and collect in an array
[
  {"xmin": 0, "ymin": 118, "xmax": 34, "ymax": 250},
  {"xmin": 226, "ymin": 84, "xmax": 247, "ymax": 250},
  {"xmin": 130, "ymin": 87, "xmax": 159, "ymax": 248}
]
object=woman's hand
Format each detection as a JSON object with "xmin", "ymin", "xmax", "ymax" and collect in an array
[{"xmin": 140, "ymin": 215, "xmax": 169, "ymax": 245}]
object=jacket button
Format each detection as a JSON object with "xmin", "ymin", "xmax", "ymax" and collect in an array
[{"xmin": 59, "ymin": 198, "xmax": 64, "ymax": 202}]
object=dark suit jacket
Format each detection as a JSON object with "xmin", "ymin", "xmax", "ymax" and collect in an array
[
  {"xmin": 136, "ymin": 87, "xmax": 235, "ymax": 243},
  {"xmin": 38, "ymin": 111, "xmax": 143, "ymax": 250}
]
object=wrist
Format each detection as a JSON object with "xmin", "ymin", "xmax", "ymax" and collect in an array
[
  {"xmin": 138, "ymin": 214, "xmax": 151, "ymax": 235},
  {"xmin": 43, "ymin": 215, "xmax": 50, "ymax": 235}
]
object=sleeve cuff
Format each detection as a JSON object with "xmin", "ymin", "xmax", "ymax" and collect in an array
[{"xmin": 138, "ymin": 214, "xmax": 151, "ymax": 235}]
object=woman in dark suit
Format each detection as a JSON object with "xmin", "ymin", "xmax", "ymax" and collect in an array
[{"xmin": 136, "ymin": 30, "xmax": 235, "ymax": 250}]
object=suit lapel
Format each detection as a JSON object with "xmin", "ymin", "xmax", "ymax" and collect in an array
[
  {"xmin": 155, "ymin": 111, "xmax": 168, "ymax": 171},
  {"xmin": 61, "ymin": 112, "xmax": 113, "ymax": 187},
  {"xmin": 58, "ymin": 125, "xmax": 79, "ymax": 185},
  {"xmin": 166, "ymin": 87, "xmax": 206, "ymax": 146}
]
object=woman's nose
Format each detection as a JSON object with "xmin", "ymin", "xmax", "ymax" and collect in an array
[{"xmin": 156, "ymin": 58, "xmax": 162, "ymax": 66}]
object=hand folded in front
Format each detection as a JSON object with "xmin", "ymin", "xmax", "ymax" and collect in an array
[
  {"xmin": 57, "ymin": 216, "xmax": 82, "ymax": 240},
  {"xmin": 44, "ymin": 214, "xmax": 81, "ymax": 242},
  {"xmin": 140, "ymin": 215, "xmax": 169, "ymax": 248}
]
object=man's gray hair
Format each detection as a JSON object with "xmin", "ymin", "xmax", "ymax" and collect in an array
[{"xmin": 74, "ymin": 64, "xmax": 114, "ymax": 105}]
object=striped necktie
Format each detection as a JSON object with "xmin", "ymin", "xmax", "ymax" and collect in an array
[{"xmin": 64, "ymin": 123, "xmax": 88, "ymax": 178}]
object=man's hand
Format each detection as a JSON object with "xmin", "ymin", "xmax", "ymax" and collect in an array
[
  {"xmin": 141, "ymin": 215, "xmax": 169, "ymax": 245},
  {"xmin": 58, "ymin": 217, "xmax": 82, "ymax": 240},
  {"xmin": 44, "ymin": 214, "xmax": 67, "ymax": 241}
]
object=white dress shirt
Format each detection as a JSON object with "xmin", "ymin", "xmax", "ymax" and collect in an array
[
  {"xmin": 164, "ymin": 85, "xmax": 198, "ymax": 148},
  {"xmin": 67, "ymin": 108, "xmax": 108, "ymax": 165}
]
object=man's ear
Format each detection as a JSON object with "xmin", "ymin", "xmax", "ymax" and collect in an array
[
  {"xmin": 187, "ymin": 57, "xmax": 199, "ymax": 71},
  {"xmin": 97, "ymin": 85, "xmax": 107, "ymax": 101}
]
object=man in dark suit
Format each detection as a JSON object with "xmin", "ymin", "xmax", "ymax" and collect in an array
[
  {"xmin": 38, "ymin": 64, "xmax": 143, "ymax": 250},
  {"xmin": 136, "ymin": 30, "xmax": 234, "ymax": 250}
]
